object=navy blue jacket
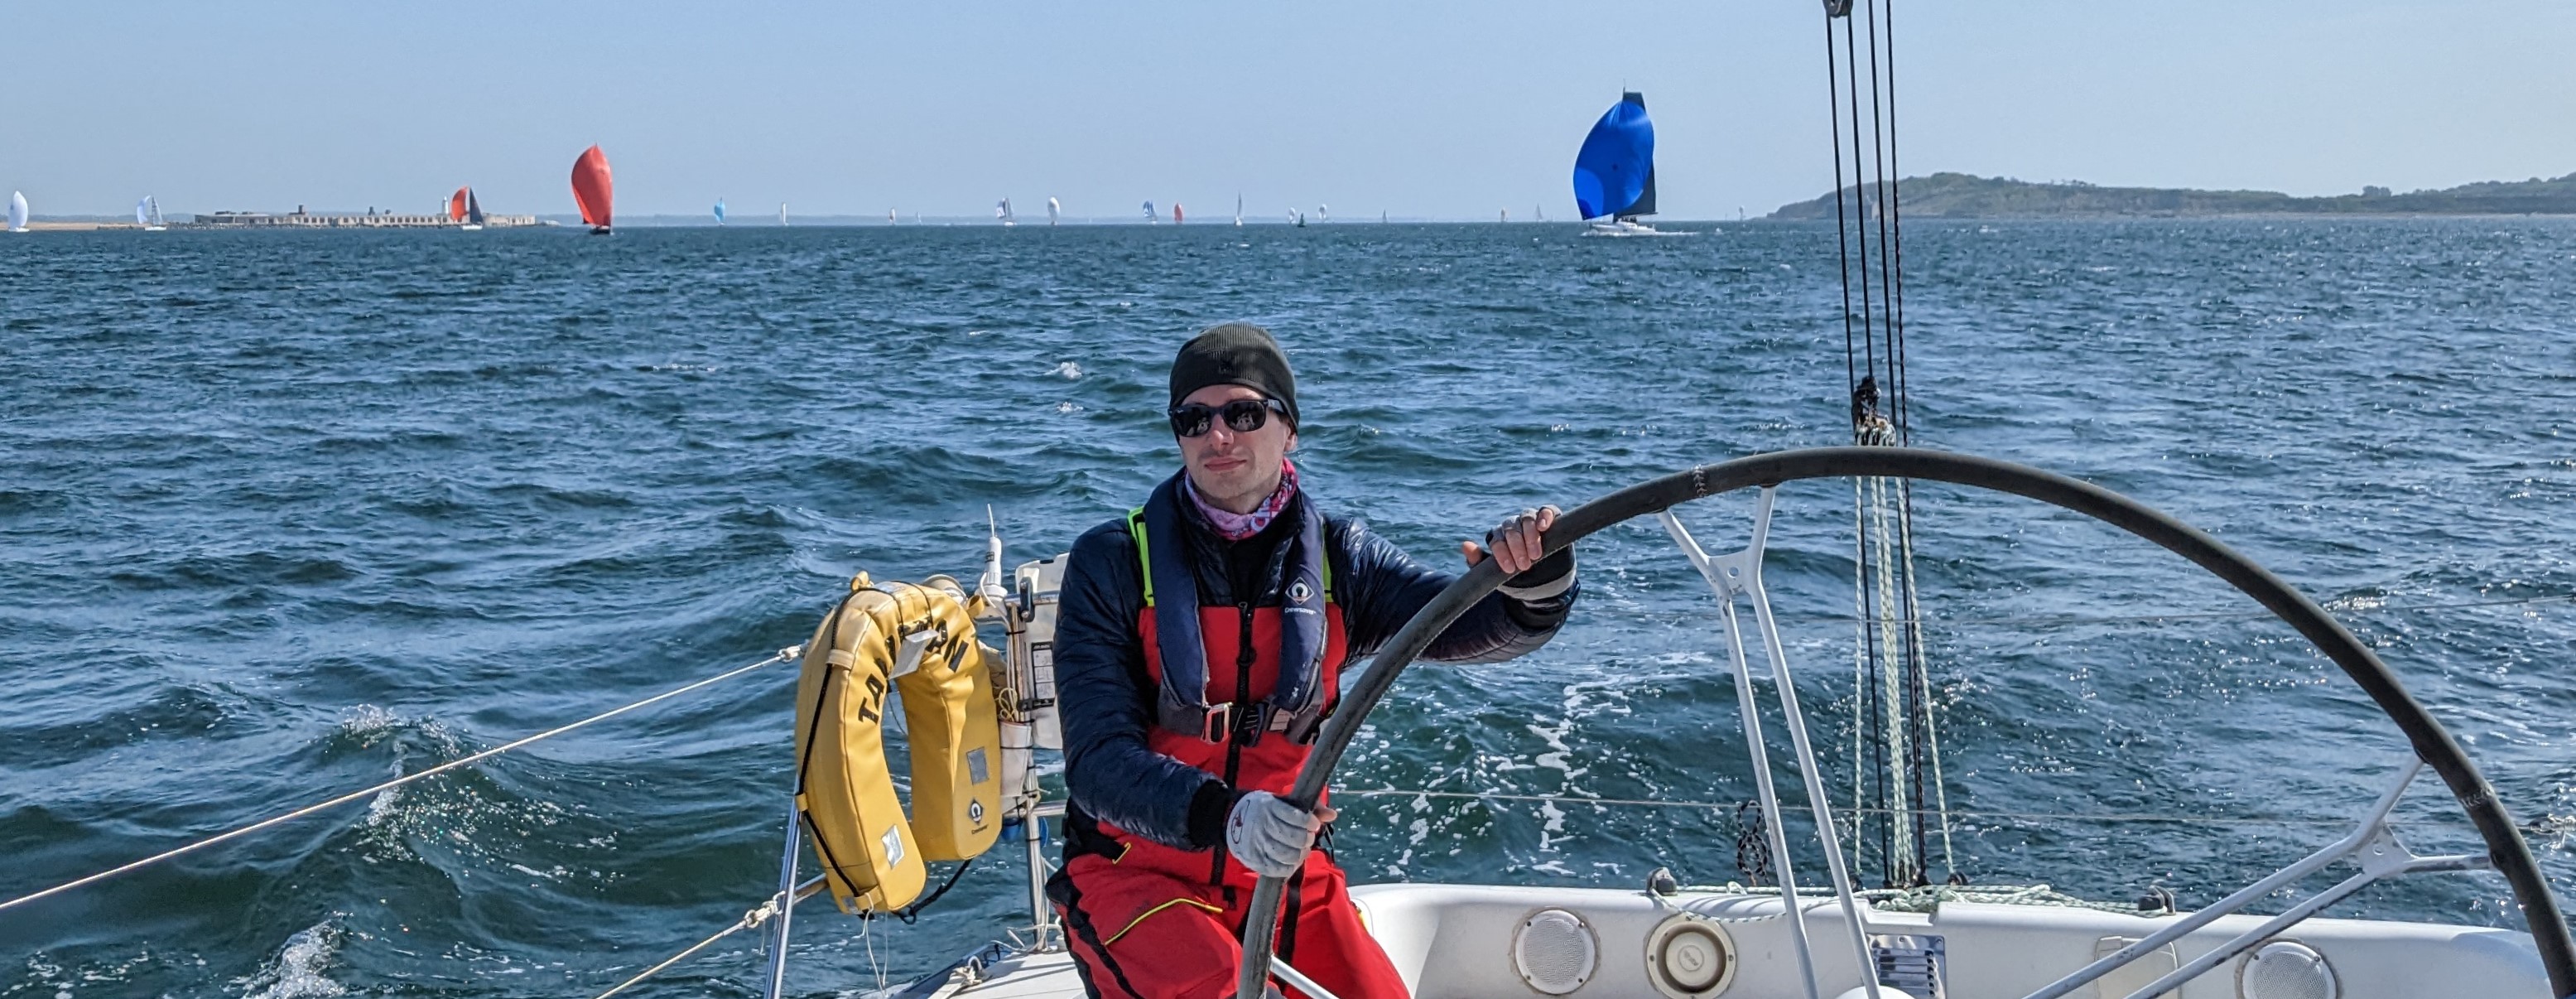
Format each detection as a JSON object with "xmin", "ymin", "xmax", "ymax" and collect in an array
[{"xmin": 1053, "ymin": 482, "xmax": 1578, "ymax": 855}]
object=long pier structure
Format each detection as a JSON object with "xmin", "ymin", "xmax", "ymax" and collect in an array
[{"xmin": 190, "ymin": 209, "xmax": 541, "ymax": 229}]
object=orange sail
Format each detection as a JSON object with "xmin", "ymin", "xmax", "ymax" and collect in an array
[
  {"xmin": 448, "ymin": 187, "xmax": 469, "ymax": 222},
  {"xmin": 571, "ymin": 145, "xmax": 614, "ymax": 230}
]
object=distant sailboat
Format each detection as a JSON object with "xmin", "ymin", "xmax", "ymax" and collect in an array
[
  {"xmin": 1317, "ymin": 204, "xmax": 1328, "ymax": 224},
  {"xmin": 1047, "ymin": 197, "xmax": 1061, "ymax": 226},
  {"xmin": 997, "ymin": 198, "xmax": 1015, "ymax": 225},
  {"xmin": 779, "ymin": 203, "xmax": 788, "ymax": 226},
  {"xmin": 571, "ymin": 145, "xmax": 614, "ymax": 234},
  {"xmin": 441, "ymin": 187, "xmax": 488, "ymax": 230},
  {"xmin": 8, "ymin": 191, "xmax": 27, "ymax": 233},
  {"xmin": 889, "ymin": 209, "xmax": 898, "ymax": 224},
  {"xmin": 1234, "ymin": 195, "xmax": 1243, "ymax": 227},
  {"xmin": 1575, "ymin": 91, "xmax": 1683, "ymax": 237},
  {"xmin": 1290, "ymin": 208, "xmax": 1305, "ymax": 228},
  {"xmin": 1142, "ymin": 201, "xmax": 1158, "ymax": 224},
  {"xmin": 138, "ymin": 196, "xmax": 166, "ymax": 231},
  {"xmin": 714, "ymin": 199, "xmax": 727, "ymax": 224},
  {"xmin": 1172, "ymin": 203, "xmax": 1184, "ymax": 224}
]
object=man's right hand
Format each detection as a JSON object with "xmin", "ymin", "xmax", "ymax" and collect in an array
[{"xmin": 1225, "ymin": 790, "xmax": 1336, "ymax": 878}]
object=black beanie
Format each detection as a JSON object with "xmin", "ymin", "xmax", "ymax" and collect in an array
[{"xmin": 1168, "ymin": 323, "xmax": 1298, "ymax": 427}]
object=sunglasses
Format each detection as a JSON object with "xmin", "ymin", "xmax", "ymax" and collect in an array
[{"xmin": 1168, "ymin": 398, "xmax": 1289, "ymax": 438}]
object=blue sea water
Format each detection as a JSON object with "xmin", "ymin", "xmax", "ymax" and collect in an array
[{"xmin": 2, "ymin": 220, "xmax": 2572, "ymax": 997}]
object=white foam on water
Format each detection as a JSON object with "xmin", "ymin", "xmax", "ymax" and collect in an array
[
  {"xmin": 1524, "ymin": 722, "xmax": 1587, "ymax": 781},
  {"xmin": 236, "ymin": 920, "xmax": 346, "ymax": 999},
  {"xmin": 336, "ymin": 704, "xmax": 401, "ymax": 744},
  {"xmin": 1047, "ymin": 361, "xmax": 1082, "ymax": 379},
  {"xmin": 1535, "ymin": 798, "xmax": 1569, "ymax": 852}
]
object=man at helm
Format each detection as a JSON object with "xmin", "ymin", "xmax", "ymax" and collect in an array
[{"xmin": 1048, "ymin": 324, "xmax": 1580, "ymax": 998}]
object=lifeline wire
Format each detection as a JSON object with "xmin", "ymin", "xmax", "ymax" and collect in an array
[
  {"xmin": 1777, "ymin": 589, "xmax": 2576, "ymax": 630},
  {"xmin": 1336, "ymin": 789, "xmax": 2354, "ymax": 830},
  {"xmin": 0, "ymin": 645, "xmax": 804, "ymax": 915},
  {"xmin": 590, "ymin": 876, "xmax": 826, "ymax": 999}
]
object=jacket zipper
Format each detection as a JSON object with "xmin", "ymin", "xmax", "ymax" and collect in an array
[{"xmin": 1211, "ymin": 599, "xmax": 1255, "ymax": 888}]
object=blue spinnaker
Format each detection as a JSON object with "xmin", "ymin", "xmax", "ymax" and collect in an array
[
  {"xmin": 1572, "ymin": 92, "xmax": 1655, "ymax": 220},
  {"xmin": 713, "ymin": 200, "xmax": 727, "ymax": 224}
]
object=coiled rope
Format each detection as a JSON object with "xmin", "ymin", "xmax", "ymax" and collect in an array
[{"xmin": 0, "ymin": 645, "xmax": 804, "ymax": 915}]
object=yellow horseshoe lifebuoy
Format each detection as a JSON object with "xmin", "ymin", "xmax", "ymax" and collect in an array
[{"xmin": 792, "ymin": 574, "xmax": 1005, "ymax": 913}]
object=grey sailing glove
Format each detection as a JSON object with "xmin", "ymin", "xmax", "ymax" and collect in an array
[{"xmin": 1225, "ymin": 790, "xmax": 1328, "ymax": 878}]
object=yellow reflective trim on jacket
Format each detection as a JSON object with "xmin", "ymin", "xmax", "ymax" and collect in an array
[{"xmin": 1105, "ymin": 896, "xmax": 1226, "ymax": 944}]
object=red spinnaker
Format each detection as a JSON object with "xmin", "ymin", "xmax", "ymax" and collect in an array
[
  {"xmin": 448, "ymin": 187, "xmax": 469, "ymax": 222},
  {"xmin": 571, "ymin": 146, "xmax": 614, "ymax": 229}
]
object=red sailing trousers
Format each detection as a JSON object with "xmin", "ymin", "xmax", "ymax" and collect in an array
[{"xmin": 1051, "ymin": 843, "xmax": 1408, "ymax": 999}]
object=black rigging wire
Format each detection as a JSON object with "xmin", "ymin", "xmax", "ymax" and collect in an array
[
  {"xmin": 1842, "ymin": 12, "xmax": 1880, "ymax": 403},
  {"xmin": 1825, "ymin": 0, "xmax": 1938, "ymax": 888},
  {"xmin": 1878, "ymin": 0, "xmax": 1914, "ymax": 444},
  {"xmin": 1824, "ymin": 16, "xmax": 1859, "ymax": 400}
]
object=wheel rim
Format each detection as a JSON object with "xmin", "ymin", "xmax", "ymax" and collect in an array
[{"xmin": 1233, "ymin": 446, "xmax": 2574, "ymax": 997}]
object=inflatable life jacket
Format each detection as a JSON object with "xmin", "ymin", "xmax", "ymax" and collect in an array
[
  {"xmin": 1126, "ymin": 478, "xmax": 1334, "ymax": 745},
  {"xmin": 792, "ymin": 574, "xmax": 1006, "ymax": 914}
]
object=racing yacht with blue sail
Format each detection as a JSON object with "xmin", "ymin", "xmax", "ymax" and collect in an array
[{"xmin": 1577, "ymin": 91, "xmax": 1683, "ymax": 237}]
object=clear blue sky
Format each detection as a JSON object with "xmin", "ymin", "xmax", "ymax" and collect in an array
[{"xmin": 6, "ymin": 1, "xmax": 2571, "ymax": 220}]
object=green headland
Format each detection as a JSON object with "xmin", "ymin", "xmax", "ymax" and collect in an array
[{"xmin": 1769, "ymin": 171, "xmax": 2576, "ymax": 219}]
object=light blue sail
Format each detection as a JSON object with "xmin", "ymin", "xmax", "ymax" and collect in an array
[
  {"xmin": 1572, "ymin": 92, "xmax": 1655, "ymax": 220},
  {"xmin": 713, "ymin": 199, "xmax": 727, "ymax": 224}
]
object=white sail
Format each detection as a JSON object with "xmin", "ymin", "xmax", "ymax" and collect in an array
[
  {"xmin": 779, "ymin": 203, "xmax": 787, "ymax": 226},
  {"xmin": 1047, "ymin": 197, "xmax": 1061, "ymax": 225},
  {"xmin": 998, "ymin": 198, "xmax": 1015, "ymax": 224},
  {"xmin": 1317, "ymin": 204, "xmax": 1328, "ymax": 223},
  {"xmin": 137, "ymin": 200, "xmax": 150, "ymax": 225},
  {"xmin": 1234, "ymin": 194, "xmax": 1243, "ymax": 226},
  {"xmin": 148, "ymin": 196, "xmax": 163, "ymax": 229},
  {"xmin": 7, "ymin": 191, "xmax": 26, "ymax": 232}
]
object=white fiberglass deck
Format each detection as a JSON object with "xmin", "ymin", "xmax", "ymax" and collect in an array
[{"xmin": 902, "ymin": 882, "xmax": 2545, "ymax": 998}]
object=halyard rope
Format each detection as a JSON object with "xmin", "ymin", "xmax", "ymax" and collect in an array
[{"xmin": 0, "ymin": 645, "xmax": 804, "ymax": 915}]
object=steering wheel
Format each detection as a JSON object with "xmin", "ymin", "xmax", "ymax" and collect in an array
[{"xmin": 1234, "ymin": 447, "xmax": 2574, "ymax": 999}]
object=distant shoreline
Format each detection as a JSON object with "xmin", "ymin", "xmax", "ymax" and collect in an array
[{"xmin": 1771, "ymin": 171, "xmax": 2576, "ymax": 220}]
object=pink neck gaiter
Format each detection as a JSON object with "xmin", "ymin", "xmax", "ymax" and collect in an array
[{"xmin": 1184, "ymin": 460, "xmax": 1299, "ymax": 542}]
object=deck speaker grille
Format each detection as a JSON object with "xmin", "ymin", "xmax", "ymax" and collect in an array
[
  {"xmin": 2237, "ymin": 940, "xmax": 2337, "ymax": 999},
  {"xmin": 1512, "ymin": 908, "xmax": 1597, "ymax": 995}
]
